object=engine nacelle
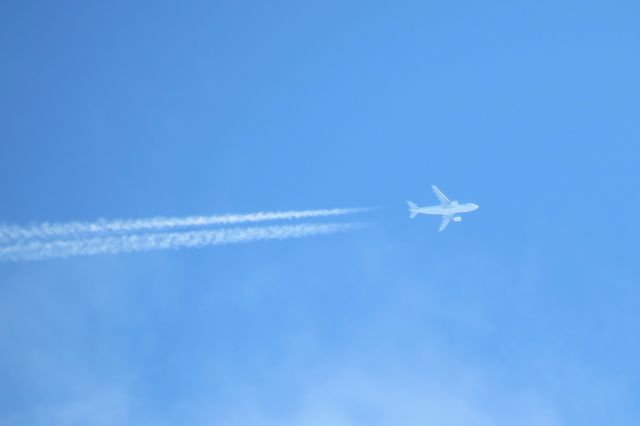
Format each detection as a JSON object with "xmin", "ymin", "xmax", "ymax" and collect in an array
[{"xmin": 452, "ymin": 216, "xmax": 462, "ymax": 222}]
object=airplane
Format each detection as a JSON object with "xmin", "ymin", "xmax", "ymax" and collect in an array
[{"xmin": 407, "ymin": 185, "xmax": 479, "ymax": 232}]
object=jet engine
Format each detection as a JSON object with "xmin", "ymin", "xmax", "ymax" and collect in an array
[{"xmin": 452, "ymin": 216, "xmax": 462, "ymax": 222}]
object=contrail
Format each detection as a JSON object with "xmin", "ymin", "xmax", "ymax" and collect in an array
[
  {"xmin": 0, "ymin": 207, "xmax": 368, "ymax": 242},
  {"xmin": 0, "ymin": 222, "xmax": 364, "ymax": 262}
]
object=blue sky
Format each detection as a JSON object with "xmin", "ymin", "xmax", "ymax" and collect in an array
[{"xmin": 1, "ymin": 0, "xmax": 639, "ymax": 424}]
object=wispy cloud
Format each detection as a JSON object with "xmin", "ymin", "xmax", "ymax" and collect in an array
[
  {"xmin": 0, "ymin": 222, "xmax": 364, "ymax": 262},
  {"xmin": 0, "ymin": 208, "xmax": 369, "ymax": 242}
]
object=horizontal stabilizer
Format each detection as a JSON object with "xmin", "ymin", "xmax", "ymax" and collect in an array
[{"xmin": 407, "ymin": 201, "xmax": 418, "ymax": 219}]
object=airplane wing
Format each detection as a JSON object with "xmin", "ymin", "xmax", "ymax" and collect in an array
[
  {"xmin": 431, "ymin": 185, "xmax": 450, "ymax": 205},
  {"xmin": 438, "ymin": 216, "xmax": 451, "ymax": 232}
]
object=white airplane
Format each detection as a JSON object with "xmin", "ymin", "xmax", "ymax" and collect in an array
[{"xmin": 407, "ymin": 185, "xmax": 479, "ymax": 232}]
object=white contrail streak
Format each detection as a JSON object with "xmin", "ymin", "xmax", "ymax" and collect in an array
[
  {"xmin": 0, "ymin": 208, "xmax": 368, "ymax": 242},
  {"xmin": 0, "ymin": 222, "xmax": 363, "ymax": 262}
]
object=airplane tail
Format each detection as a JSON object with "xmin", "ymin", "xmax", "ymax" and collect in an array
[{"xmin": 407, "ymin": 201, "xmax": 418, "ymax": 219}]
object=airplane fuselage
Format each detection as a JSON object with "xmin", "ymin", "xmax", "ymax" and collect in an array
[{"xmin": 413, "ymin": 203, "xmax": 479, "ymax": 216}]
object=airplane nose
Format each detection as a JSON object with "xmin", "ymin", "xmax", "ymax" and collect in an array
[{"xmin": 471, "ymin": 203, "xmax": 479, "ymax": 210}]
